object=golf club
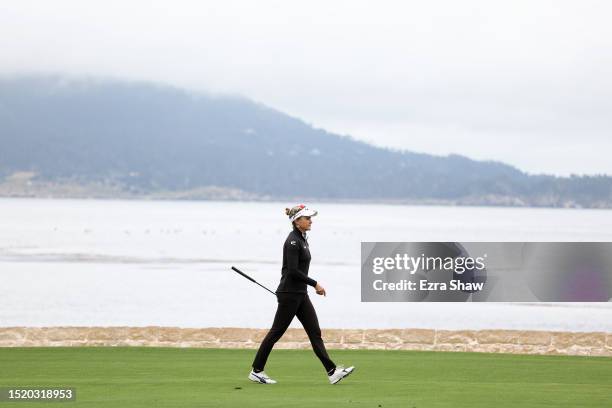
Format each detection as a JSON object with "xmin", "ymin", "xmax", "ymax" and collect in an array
[{"xmin": 231, "ymin": 266, "xmax": 277, "ymax": 296}]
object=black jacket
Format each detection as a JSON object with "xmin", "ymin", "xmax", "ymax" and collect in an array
[{"xmin": 276, "ymin": 226, "xmax": 317, "ymax": 293}]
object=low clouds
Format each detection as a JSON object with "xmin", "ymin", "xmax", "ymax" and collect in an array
[{"xmin": 1, "ymin": 0, "xmax": 610, "ymax": 175}]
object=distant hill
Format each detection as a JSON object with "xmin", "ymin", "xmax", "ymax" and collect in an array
[{"xmin": 0, "ymin": 76, "xmax": 611, "ymax": 207}]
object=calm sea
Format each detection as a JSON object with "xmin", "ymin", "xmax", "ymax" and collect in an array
[{"xmin": 1, "ymin": 198, "xmax": 611, "ymax": 331}]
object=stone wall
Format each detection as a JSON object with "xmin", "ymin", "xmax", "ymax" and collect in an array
[{"xmin": 0, "ymin": 327, "xmax": 610, "ymax": 357}]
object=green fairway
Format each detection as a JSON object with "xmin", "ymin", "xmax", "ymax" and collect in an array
[{"xmin": 0, "ymin": 347, "xmax": 610, "ymax": 408}]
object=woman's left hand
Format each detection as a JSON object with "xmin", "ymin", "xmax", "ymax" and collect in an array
[{"xmin": 315, "ymin": 283, "xmax": 327, "ymax": 296}]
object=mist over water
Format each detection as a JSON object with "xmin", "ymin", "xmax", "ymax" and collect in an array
[{"xmin": 1, "ymin": 198, "xmax": 611, "ymax": 331}]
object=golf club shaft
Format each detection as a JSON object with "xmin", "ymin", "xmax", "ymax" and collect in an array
[{"xmin": 231, "ymin": 266, "xmax": 277, "ymax": 296}]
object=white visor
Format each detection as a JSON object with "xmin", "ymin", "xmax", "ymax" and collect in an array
[{"xmin": 290, "ymin": 207, "xmax": 318, "ymax": 222}]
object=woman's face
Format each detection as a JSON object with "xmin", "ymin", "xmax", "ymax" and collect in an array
[{"xmin": 294, "ymin": 216, "xmax": 312, "ymax": 231}]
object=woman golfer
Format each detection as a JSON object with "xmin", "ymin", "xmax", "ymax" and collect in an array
[{"xmin": 248, "ymin": 205, "xmax": 355, "ymax": 385}]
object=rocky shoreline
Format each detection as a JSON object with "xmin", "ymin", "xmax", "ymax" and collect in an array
[{"xmin": 1, "ymin": 327, "xmax": 610, "ymax": 357}]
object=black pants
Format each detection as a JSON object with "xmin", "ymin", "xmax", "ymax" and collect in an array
[{"xmin": 252, "ymin": 292, "xmax": 336, "ymax": 373}]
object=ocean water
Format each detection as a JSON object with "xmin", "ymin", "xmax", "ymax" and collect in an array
[{"xmin": 1, "ymin": 198, "xmax": 611, "ymax": 331}]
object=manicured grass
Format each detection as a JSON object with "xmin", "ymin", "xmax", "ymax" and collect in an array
[{"xmin": 0, "ymin": 347, "xmax": 610, "ymax": 407}]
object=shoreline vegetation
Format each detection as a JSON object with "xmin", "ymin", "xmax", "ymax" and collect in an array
[{"xmin": 0, "ymin": 172, "xmax": 609, "ymax": 209}]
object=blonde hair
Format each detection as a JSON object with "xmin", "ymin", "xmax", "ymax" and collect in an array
[{"xmin": 285, "ymin": 204, "xmax": 305, "ymax": 219}]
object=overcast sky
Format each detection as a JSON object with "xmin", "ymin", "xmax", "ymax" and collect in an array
[{"xmin": 1, "ymin": 0, "xmax": 611, "ymax": 176}]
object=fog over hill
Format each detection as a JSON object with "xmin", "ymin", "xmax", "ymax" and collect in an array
[{"xmin": 0, "ymin": 76, "xmax": 610, "ymax": 208}]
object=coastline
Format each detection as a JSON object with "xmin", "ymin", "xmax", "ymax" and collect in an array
[{"xmin": 1, "ymin": 327, "xmax": 610, "ymax": 357}]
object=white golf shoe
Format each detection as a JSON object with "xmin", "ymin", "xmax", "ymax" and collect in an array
[
  {"xmin": 248, "ymin": 370, "xmax": 277, "ymax": 384},
  {"xmin": 328, "ymin": 365, "xmax": 355, "ymax": 384}
]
